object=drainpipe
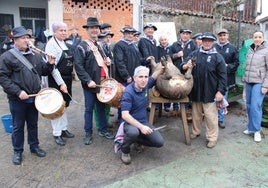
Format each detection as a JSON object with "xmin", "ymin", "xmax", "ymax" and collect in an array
[{"xmin": 139, "ymin": 0, "xmax": 144, "ymax": 32}]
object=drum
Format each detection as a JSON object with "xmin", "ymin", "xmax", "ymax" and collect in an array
[
  {"xmin": 35, "ymin": 88, "xmax": 66, "ymax": 119},
  {"xmin": 97, "ymin": 78, "xmax": 125, "ymax": 108}
]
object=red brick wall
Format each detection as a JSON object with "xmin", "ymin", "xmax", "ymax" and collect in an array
[{"xmin": 63, "ymin": 0, "xmax": 133, "ymax": 41}]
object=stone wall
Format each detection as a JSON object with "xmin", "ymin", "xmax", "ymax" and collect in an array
[{"xmin": 144, "ymin": 12, "xmax": 258, "ymax": 47}]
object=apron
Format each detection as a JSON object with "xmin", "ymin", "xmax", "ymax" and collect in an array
[{"xmin": 48, "ymin": 39, "xmax": 73, "ymax": 107}]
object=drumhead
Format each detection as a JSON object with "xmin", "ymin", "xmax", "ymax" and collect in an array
[
  {"xmin": 97, "ymin": 79, "xmax": 118, "ymax": 103},
  {"xmin": 35, "ymin": 88, "xmax": 64, "ymax": 114}
]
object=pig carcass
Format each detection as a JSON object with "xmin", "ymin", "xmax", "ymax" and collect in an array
[{"xmin": 151, "ymin": 56, "xmax": 194, "ymax": 99}]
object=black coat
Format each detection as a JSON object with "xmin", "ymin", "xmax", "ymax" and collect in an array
[
  {"xmin": 170, "ymin": 40, "xmax": 198, "ymax": 69},
  {"xmin": 113, "ymin": 40, "xmax": 143, "ymax": 83},
  {"xmin": 184, "ymin": 48, "xmax": 227, "ymax": 103},
  {"xmin": 157, "ymin": 45, "xmax": 172, "ymax": 62},
  {"xmin": 138, "ymin": 37, "xmax": 158, "ymax": 66},
  {"xmin": 0, "ymin": 49, "xmax": 54, "ymax": 99},
  {"xmin": 74, "ymin": 41, "xmax": 103, "ymax": 93},
  {"xmin": 214, "ymin": 42, "xmax": 239, "ymax": 86}
]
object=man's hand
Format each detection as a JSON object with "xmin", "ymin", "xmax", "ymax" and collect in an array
[
  {"xmin": 146, "ymin": 56, "xmax": 155, "ymax": 62},
  {"xmin": 47, "ymin": 55, "xmax": 56, "ymax": 64},
  {"xmin": 60, "ymin": 83, "xmax": 68, "ymax": 93},
  {"xmin": 87, "ymin": 80, "xmax": 96, "ymax": 88},
  {"xmin": 215, "ymin": 91, "xmax": 223, "ymax": 102},
  {"xmin": 182, "ymin": 59, "xmax": 193, "ymax": 70},
  {"xmin": 19, "ymin": 90, "xmax": 29, "ymax": 100},
  {"xmin": 126, "ymin": 77, "xmax": 132, "ymax": 84},
  {"xmin": 140, "ymin": 125, "xmax": 153, "ymax": 135}
]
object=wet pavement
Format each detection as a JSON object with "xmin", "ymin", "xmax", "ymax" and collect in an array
[{"xmin": 0, "ymin": 81, "xmax": 268, "ymax": 188}]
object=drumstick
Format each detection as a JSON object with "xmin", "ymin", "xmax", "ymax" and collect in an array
[{"xmin": 28, "ymin": 92, "xmax": 52, "ymax": 97}]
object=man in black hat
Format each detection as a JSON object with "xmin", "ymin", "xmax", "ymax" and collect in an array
[
  {"xmin": 100, "ymin": 23, "xmax": 112, "ymax": 33},
  {"xmin": 0, "ymin": 26, "xmax": 56, "ymax": 165},
  {"xmin": 113, "ymin": 26, "xmax": 144, "ymax": 123},
  {"xmin": 181, "ymin": 32, "xmax": 227, "ymax": 148},
  {"xmin": 214, "ymin": 29, "xmax": 239, "ymax": 129},
  {"xmin": 138, "ymin": 23, "xmax": 158, "ymax": 71},
  {"xmin": 192, "ymin": 32, "xmax": 203, "ymax": 47},
  {"xmin": 170, "ymin": 28, "xmax": 198, "ymax": 116},
  {"xmin": 74, "ymin": 17, "xmax": 114, "ymax": 145}
]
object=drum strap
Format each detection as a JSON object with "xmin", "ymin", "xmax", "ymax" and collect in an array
[
  {"xmin": 85, "ymin": 40, "xmax": 109, "ymax": 78},
  {"xmin": 9, "ymin": 49, "xmax": 41, "ymax": 84}
]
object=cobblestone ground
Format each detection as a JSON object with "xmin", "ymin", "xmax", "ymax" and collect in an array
[{"xmin": 0, "ymin": 81, "xmax": 268, "ymax": 188}]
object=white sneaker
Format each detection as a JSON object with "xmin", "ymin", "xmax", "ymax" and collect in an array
[
  {"xmin": 243, "ymin": 130, "xmax": 253, "ymax": 135},
  {"xmin": 254, "ymin": 131, "xmax": 261, "ymax": 142}
]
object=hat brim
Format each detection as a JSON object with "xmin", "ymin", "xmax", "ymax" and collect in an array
[
  {"xmin": 12, "ymin": 33, "xmax": 31, "ymax": 38},
  {"xmin": 83, "ymin": 24, "xmax": 101, "ymax": 28},
  {"xmin": 143, "ymin": 26, "xmax": 157, "ymax": 31},
  {"xmin": 201, "ymin": 36, "xmax": 216, "ymax": 41}
]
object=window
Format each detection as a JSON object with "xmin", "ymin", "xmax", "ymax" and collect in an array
[
  {"xmin": 19, "ymin": 7, "xmax": 46, "ymax": 43},
  {"xmin": 0, "ymin": 14, "xmax": 14, "ymax": 43}
]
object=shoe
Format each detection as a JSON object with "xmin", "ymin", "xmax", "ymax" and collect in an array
[
  {"xmin": 84, "ymin": 132, "xmax": 93, "ymax": 145},
  {"xmin": 30, "ymin": 147, "xmax": 46, "ymax": 157},
  {"xmin": 254, "ymin": 131, "xmax": 261, "ymax": 142},
  {"xmin": 54, "ymin": 136, "xmax": 65, "ymax": 146},
  {"xmin": 13, "ymin": 152, "xmax": 22, "ymax": 165},
  {"xmin": 207, "ymin": 141, "xmax": 217, "ymax": 148},
  {"xmin": 98, "ymin": 130, "xmax": 114, "ymax": 139},
  {"xmin": 218, "ymin": 121, "xmax": 225, "ymax": 129},
  {"xmin": 243, "ymin": 129, "xmax": 253, "ymax": 135},
  {"xmin": 61, "ymin": 130, "xmax": 75, "ymax": 138},
  {"xmin": 190, "ymin": 133, "xmax": 200, "ymax": 139},
  {"xmin": 133, "ymin": 143, "xmax": 145, "ymax": 153},
  {"xmin": 121, "ymin": 152, "xmax": 131, "ymax": 165}
]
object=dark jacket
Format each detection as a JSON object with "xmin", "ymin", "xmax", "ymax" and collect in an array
[
  {"xmin": 214, "ymin": 42, "xmax": 239, "ymax": 86},
  {"xmin": 157, "ymin": 45, "xmax": 172, "ymax": 62},
  {"xmin": 74, "ymin": 41, "xmax": 102, "ymax": 93},
  {"xmin": 0, "ymin": 49, "xmax": 54, "ymax": 100},
  {"xmin": 183, "ymin": 48, "xmax": 227, "ymax": 103},
  {"xmin": 170, "ymin": 39, "xmax": 197, "ymax": 69},
  {"xmin": 113, "ymin": 39, "xmax": 143, "ymax": 83},
  {"xmin": 138, "ymin": 37, "xmax": 158, "ymax": 66}
]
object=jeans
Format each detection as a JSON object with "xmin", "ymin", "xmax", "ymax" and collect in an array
[
  {"xmin": 9, "ymin": 100, "xmax": 39, "ymax": 153},
  {"xmin": 218, "ymin": 88, "xmax": 229, "ymax": 122},
  {"xmin": 83, "ymin": 89, "xmax": 108, "ymax": 133},
  {"xmin": 245, "ymin": 83, "xmax": 265, "ymax": 132}
]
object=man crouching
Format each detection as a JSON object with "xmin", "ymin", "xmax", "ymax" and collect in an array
[{"xmin": 119, "ymin": 65, "xmax": 164, "ymax": 164}]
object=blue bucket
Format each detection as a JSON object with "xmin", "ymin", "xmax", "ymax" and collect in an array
[{"xmin": 1, "ymin": 114, "xmax": 13, "ymax": 133}]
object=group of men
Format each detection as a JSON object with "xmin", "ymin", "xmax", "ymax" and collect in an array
[{"xmin": 0, "ymin": 15, "xmax": 239, "ymax": 165}]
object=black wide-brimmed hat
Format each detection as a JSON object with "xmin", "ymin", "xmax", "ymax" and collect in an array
[
  {"xmin": 83, "ymin": 17, "xmax": 101, "ymax": 28},
  {"xmin": 143, "ymin": 24, "xmax": 157, "ymax": 31},
  {"xmin": 98, "ymin": 32, "xmax": 114, "ymax": 38},
  {"xmin": 100, "ymin": 23, "xmax": 112, "ymax": 30},
  {"xmin": 201, "ymin": 32, "xmax": 217, "ymax": 41},
  {"xmin": 11, "ymin": 26, "xmax": 31, "ymax": 38}
]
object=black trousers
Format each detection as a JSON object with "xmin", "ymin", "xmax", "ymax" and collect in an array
[{"xmin": 121, "ymin": 122, "xmax": 164, "ymax": 154}]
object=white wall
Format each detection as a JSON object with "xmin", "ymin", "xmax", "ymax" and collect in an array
[{"xmin": 0, "ymin": 0, "xmax": 47, "ymax": 27}]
